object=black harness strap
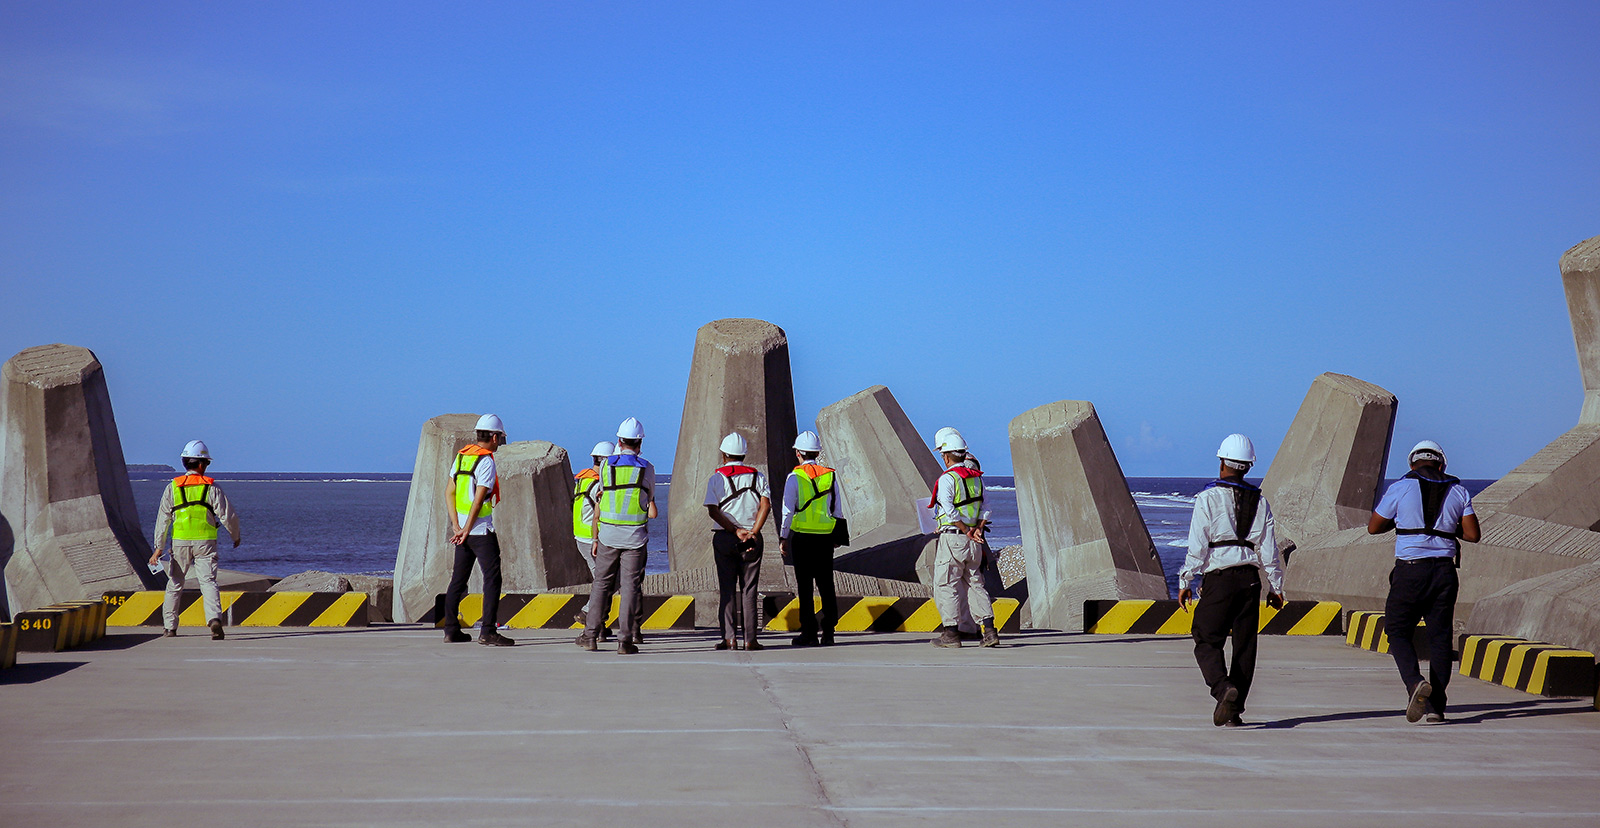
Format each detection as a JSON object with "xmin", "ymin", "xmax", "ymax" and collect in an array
[
  {"xmin": 1396, "ymin": 469, "xmax": 1463, "ymax": 566},
  {"xmin": 1205, "ymin": 482, "xmax": 1259, "ymax": 550},
  {"xmin": 603, "ymin": 464, "xmax": 649, "ymax": 492},
  {"xmin": 173, "ymin": 483, "xmax": 218, "ymax": 518}
]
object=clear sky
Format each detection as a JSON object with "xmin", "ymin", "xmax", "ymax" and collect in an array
[{"xmin": 2, "ymin": 2, "xmax": 1596, "ymax": 478}]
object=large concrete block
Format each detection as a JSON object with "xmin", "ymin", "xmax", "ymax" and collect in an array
[
  {"xmin": 1473, "ymin": 425, "xmax": 1600, "ymax": 530},
  {"xmin": 1260, "ymin": 373, "xmax": 1396, "ymax": 556},
  {"xmin": 668, "ymin": 319, "xmax": 798, "ymax": 579},
  {"xmin": 1468, "ymin": 560, "xmax": 1600, "ymax": 658},
  {"xmin": 1, "ymin": 345, "xmax": 158, "ymax": 620},
  {"xmin": 1008, "ymin": 400, "xmax": 1166, "ymax": 631},
  {"xmin": 392, "ymin": 414, "xmax": 477, "ymax": 623},
  {"xmin": 492, "ymin": 441, "xmax": 589, "ymax": 592},
  {"xmin": 816, "ymin": 385, "xmax": 941, "ymax": 556},
  {"xmin": 1562, "ymin": 235, "xmax": 1600, "ymax": 424}
]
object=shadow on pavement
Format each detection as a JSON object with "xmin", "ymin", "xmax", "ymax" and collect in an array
[
  {"xmin": 80, "ymin": 632, "xmax": 162, "ymax": 650},
  {"xmin": 1258, "ymin": 698, "xmax": 1594, "ymax": 729},
  {"xmin": 0, "ymin": 661, "xmax": 87, "ymax": 684}
]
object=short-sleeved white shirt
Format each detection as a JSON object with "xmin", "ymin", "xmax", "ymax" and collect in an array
[
  {"xmin": 1375, "ymin": 475, "xmax": 1474, "ymax": 560},
  {"xmin": 703, "ymin": 464, "xmax": 771, "ymax": 530},
  {"xmin": 456, "ymin": 453, "xmax": 497, "ymax": 535}
]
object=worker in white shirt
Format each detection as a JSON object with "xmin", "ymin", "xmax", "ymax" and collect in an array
[
  {"xmin": 148, "ymin": 440, "xmax": 240, "ymax": 640},
  {"xmin": 577, "ymin": 417, "xmax": 656, "ymax": 655},
  {"xmin": 1178, "ymin": 434, "xmax": 1285, "ymax": 726},
  {"xmin": 934, "ymin": 426, "xmax": 985, "ymax": 640},
  {"xmin": 444, "ymin": 414, "xmax": 515, "ymax": 647},
  {"xmin": 779, "ymin": 431, "xmax": 848, "ymax": 647},
  {"xmin": 1367, "ymin": 440, "xmax": 1480, "ymax": 725},
  {"xmin": 704, "ymin": 432, "xmax": 772, "ymax": 651},
  {"xmin": 929, "ymin": 431, "xmax": 998, "ymax": 648},
  {"xmin": 571, "ymin": 440, "xmax": 615, "ymax": 633}
]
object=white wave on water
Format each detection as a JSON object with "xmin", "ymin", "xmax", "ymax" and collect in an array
[
  {"xmin": 985, "ymin": 485, "xmax": 1015, "ymax": 491},
  {"xmin": 1133, "ymin": 492, "xmax": 1196, "ymax": 506},
  {"xmin": 1165, "ymin": 539, "xmax": 1190, "ymax": 547}
]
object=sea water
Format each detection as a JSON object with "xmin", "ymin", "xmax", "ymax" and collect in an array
[{"xmin": 128, "ymin": 472, "xmax": 1492, "ymax": 599}]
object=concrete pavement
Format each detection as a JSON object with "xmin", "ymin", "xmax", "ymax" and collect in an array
[{"xmin": 3, "ymin": 626, "xmax": 1598, "ymax": 827}]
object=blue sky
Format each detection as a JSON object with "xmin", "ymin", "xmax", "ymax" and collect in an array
[{"xmin": 2, "ymin": 1, "xmax": 1596, "ymax": 477}]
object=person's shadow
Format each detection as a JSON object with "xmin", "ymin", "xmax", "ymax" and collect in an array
[{"xmin": 1256, "ymin": 698, "xmax": 1595, "ymax": 728}]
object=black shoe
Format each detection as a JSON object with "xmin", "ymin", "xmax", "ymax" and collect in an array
[
  {"xmin": 932, "ymin": 626, "xmax": 961, "ymax": 648},
  {"xmin": 791, "ymin": 634, "xmax": 820, "ymax": 647},
  {"xmin": 617, "ymin": 641, "xmax": 639, "ymax": 655},
  {"xmin": 715, "ymin": 639, "xmax": 733, "ymax": 651},
  {"xmin": 599, "ymin": 626, "xmax": 612, "ymax": 643},
  {"xmin": 820, "ymin": 632, "xmax": 835, "ymax": 646},
  {"xmin": 629, "ymin": 630, "xmax": 644, "ymax": 645},
  {"xmin": 575, "ymin": 633, "xmax": 598, "ymax": 651},
  {"xmin": 980, "ymin": 623, "xmax": 1000, "ymax": 648},
  {"xmin": 745, "ymin": 640, "xmax": 765, "ymax": 652},
  {"xmin": 1406, "ymin": 681, "xmax": 1432, "ymax": 723},
  {"xmin": 444, "ymin": 629, "xmax": 472, "ymax": 643},
  {"xmin": 1213, "ymin": 685, "xmax": 1239, "ymax": 727},
  {"xmin": 162, "ymin": 628, "xmax": 177, "ymax": 638},
  {"xmin": 209, "ymin": 619, "xmax": 225, "ymax": 641},
  {"xmin": 1223, "ymin": 715, "xmax": 1245, "ymax": 728},
  {"xmin": 479, "ymin": 630, "xmax": 514, "ymax": 647},
  {"xmin": 1422, "ymin": 712, "xmax": 1447, "ymax": 725}
]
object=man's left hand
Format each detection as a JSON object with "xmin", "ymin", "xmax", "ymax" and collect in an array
[{"xmin": 1179, "ymin": 587, "xmax": 1195, "ymax": 612}]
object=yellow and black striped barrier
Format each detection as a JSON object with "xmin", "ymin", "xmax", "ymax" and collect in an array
[
  {"xmin": 1343, "ymin": 610, "xmax": 1451, "ymax": 659},
  {"xmin": 759, "ymin": 595, "xmax": 1022, "ymax": 633},
  {"xmin": 103, "ymin": 591, "xmax": 369, "ymax": 627},
  {"xmin": 1, "ymin": 621, "xmax": 18, "ymax": 669},
  {"xmin": 1458, "ymin": 635, "xmax": 1598, "ymax": 698},
  {"xmin": 13, "ymin": 600, "xmax": 108, "ymax": 652},
  {"xmin": 1083, "ymin": 600, "xmax": 1342, "ymax": 635},
  {"xmin": 426, "ymin": 593, "xmax": 697, "ymax": 630}
]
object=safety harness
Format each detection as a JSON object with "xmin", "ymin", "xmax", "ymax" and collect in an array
[
  {"xmin": 1395, "ymin": 468, "xmax": 1463, "ymax": 567},
  {"xmin": 714, "ymin": 464, "xmax": 761, "ymax": 510},
  {"xmin": 1204, "ymin": 477, "xmax": 1261, "ymax": 551}
]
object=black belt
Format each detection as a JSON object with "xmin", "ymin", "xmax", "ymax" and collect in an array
[
  {"xmin": 1207, "ymin": 539, "xmax": 1256, "ymax": 550},
  {"xmin": 1207, "ymin": 563, "xmax": 1258, "ymax": 575},
  {"xmin": 1396, "ymin": 556, "xmax": 1452, "ymax": 565}
]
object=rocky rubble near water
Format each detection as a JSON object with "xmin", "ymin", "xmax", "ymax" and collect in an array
[{"xmin": 270, "ymin": 570, "xmax": 394, "ymax": 621}]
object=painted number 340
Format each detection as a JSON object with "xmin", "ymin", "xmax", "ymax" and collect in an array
[{"xmin": 19, "ymin": 618, "xmax": 52, "ymax": 631}]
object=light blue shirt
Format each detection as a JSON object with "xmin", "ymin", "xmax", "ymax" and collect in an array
[{"xmin": 1374, "ymin": 477, "xmax": 1474, "ymax": 560}]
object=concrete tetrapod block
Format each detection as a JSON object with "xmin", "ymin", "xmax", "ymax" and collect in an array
[
  {"xmin": 817, "ymin": 385, "xmax": 942, "ymax": 582},
  {"xmin": 1, "ymin": 345, "xmax": 158, "ymax": 621},
  {"xmin": 490, "ymin": 441, "xmax": 588, "ymax": 593},
  {"xmin": 668, "ymin": 319, "xmax": 798, "ymax": 580},
  {"xmin": 392, "ymin": 414, "xmax": 478, "ymax": 623},
  {"xmin": 1563, "ymin": 235, "xmax": 1600, "ymax": 425},
  {"xmin": 1260, "ymin": 372, "xmax": 1396, "ymax": 557},
  {"xmin": 1008, "ymin": 400, "xmax": 1167, "ymax": 631},
  {"xmin": 1468, "ymin": 559, "xmax": 1600, "ymax": 660}
]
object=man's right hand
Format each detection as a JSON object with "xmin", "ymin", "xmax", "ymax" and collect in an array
[
  {"xmin": 148, "ymin": 550, "xmax": 162, "ymax": 567},
  {"xmin": 1178, "ymin": 587, "xmax": 1195, "ymax": 612}
]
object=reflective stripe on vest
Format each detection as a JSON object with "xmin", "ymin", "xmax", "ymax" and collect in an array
[
  {"xmin": 454, "ymin": 453, "xmax": 493, "ymax": 520},
  {"xmin": 572, "ymin": 471, "xmax": 600, "ymax": 540},
  {"xmin": 170, "ymin": 474, "xmax": 218, "ymax": 541},
  {"xmin": 937, "ymin": 468, "xmax": 983, "ymax": 527},
  {"xmin": 599, "ymin": 456, "xmax": 650, "ymax": 526},
  {"xmin": 790, "ymin": 464, "xmax": 837, "ymax": 534}
]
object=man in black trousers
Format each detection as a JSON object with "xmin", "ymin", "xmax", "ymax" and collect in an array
[{"xmin": 1178, "ymin": 434, "xmax": 1286, "ymax": 726}]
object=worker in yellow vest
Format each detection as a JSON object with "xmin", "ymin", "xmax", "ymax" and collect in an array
[
  {"xmin": 936, "ymin": 426, "xmax": 986, "ymax": 640},
  {"xmin": 443, "ymin": 414, "xmax": 515, "ymax": 647},
  {"xmin": 930, "ymin": 431, "xmax": 998, "ymax": 648},
  {"xmin": 704, "ymin": 431, "xmax": 772, "ymax": 651},
  {"xmin": 577, "ymin": 417, "xmax": 656, "ymax": 655},
  {"xmin": 780, "ymin": 431, "xmax": 847, "ymax": 647},
  {"xmin": 571, "ymin": 440, "xmax": 615, "ymax": 635},
  {"xmin": 148, "ymin": 440, "xmax": 240, "ymax": 640}
]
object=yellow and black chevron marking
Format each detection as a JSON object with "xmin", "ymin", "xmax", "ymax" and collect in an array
[
  {"xmin": 103, "ymin": 591, "xmax": 369, "ymax": 627},
  {"xmin": 1082, "ymin": 600, "xmax": 1342, "ymax": 635},
  {"xmin": 1, "ymin": 621, "xmax": 18, "ymax": 669},
  {"xmin": 427, "ymin": 593, "xmax": 696, "ymax": 630},
  {"xmin": 759, "ymin": 596, "xmax": 1022, "ymax": 633},
  {"xmin": 1343, "ymin": 610, "xmax": 1448, "ymax": 659},
  {"xmin": 12, "ymin": 600, "xmax": 108, "ymax": 652},
  {"xmin": 1458, "ymin": 635, "xmax": 1598, "ymax": 698}
]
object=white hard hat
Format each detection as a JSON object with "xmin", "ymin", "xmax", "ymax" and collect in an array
[
  {"xmin": 793, "ymin": 431, "xmax": 823, "ymax": 453},
  {"xmin": 935, "ymin": 431, "xmax": 968, "ymax": 453},
  {"xmin": 180, "ymin": 440, "xmax": 211, "ymax": 460},
  {"xmin": 475, "ymin": 413, "xmax": 506, "ymax": 434},
  {"xmin": 616, "ymin": 417, "xmax": 645, "ymax": 440},
  {"xmin": 1217, "ymin": 433, "xmax": 1256, "ymax": 465},
  {"xmin": 719, "ymin": 433, "xmax": 749, "ymax": 455},
  {"xmin": 590, "ymin": 441, "xmax": 615, "ymax": 458},
  {"xmin": 1408, "ymin": 440, "xmax": 1447, "ymax": 465}
]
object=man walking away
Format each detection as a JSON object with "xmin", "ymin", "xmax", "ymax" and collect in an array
[
  {"xmin": 1178, "ymin": 434, "xmax": 1285, "ymax": 727},
  {"xmin": 780, "ymin": 431, "xmax": 847, "ymax": 647},
  {"xmin": 705, "ymin": 432, "xmax": 772, "ymax": 651},
  {"xmin": 1368, "ymin": 440, "xmax": 1480, "ymax": 724},
  {"xmin": 443, "ymin": 414, "xmax": 515, "ymax": 647},
  {"xmin": 149, "ymin": 440, "xmax": 240, "ymax": 640},
  {"xmin": 577, "ymin": 417, "xmax": 656, "ymax": 655},
  {"xmin": 929, "ymin": 431, "xmax": 998, "ymax": 648}
]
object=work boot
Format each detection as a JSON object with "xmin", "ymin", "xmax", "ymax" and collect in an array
[
  {"xmin": 479, "ymin": 630, "xmax": 515, "ymax": 647},
  {"xmin": 791, "ymin": 634, "xmax": 820, "ymax": 647},
  {"xmin": 629, "ymin": 630, "xmax": 645, "ymax": 645},
  {"xmin": 162, "ymin": 628, "xmax": 177, "ymax": 638},
  {"xmin": 617, "ymin": 641, "xmax": 639, "ymax": 655},
  {"xmin": 1406, "ymin": 681, "xmax": 1432, "ymax": 723},
  {"xmin": 1213, "ymin": 684, "xmax": 1239, "ymax": 727},
  {"xmin": 1224, "ymin": 715, "xmax": 1245, "ymax": 728},
  {"xmin": 715, "ymin": 639, "xmax": 733, "ymax": 651},
  {"xmin": 745, "ymin": 639, "xmax": 765, "ymax": 652},
  {"xmin": 575, "ymin": 633, "xmax": 598, "ymax": 652},
  {"xmin": 209, "ymin": 619, "xmax": 225, "ymax": 641},
  {"xmin": 820, "ymin": 631, "xmax": 835, "ymax": 647},
  {"xmin": 444, "ymin": 629, "xmax": 471, "ymax": 643},
  {"xmin": 599, "ymin": 626, "xmax": 612, "ymax": 643},
  {"xmin": 980, "ymin": 621, "xmax": 1000, "ymax": 648},
  {"xmin": 932, "ymin": 626, "xmax": 962, "ymax": 648}
]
